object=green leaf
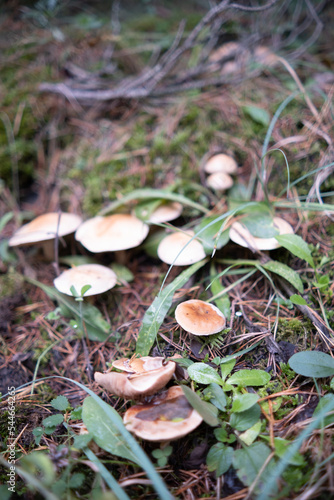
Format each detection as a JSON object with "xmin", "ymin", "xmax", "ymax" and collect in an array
[
  {"xmin": 209, "ymin": 262, "xmax": 230, "ymax": 320},
  {"xmin": 69, "ymin": 473, "xmax": 85, "ymax": 488},
  {"xmin": 262, "ymin": 260, "xmax": 304, "ymax": 293},
  {"xmin": 203, "ymin": 383, "xmax": 227, "ymax": 411},
  {"xmin": 233, "ymin": 442, "xmax": 275, "ymax": 490},
  {"xmin": 195, "ymin": 216, "xmax": 230, "ymax": 254},
  {"xmin": 136, "ymin": 259, "xmax": 207, "ymax": 356},
  {"xmin": 228, "ymin": 369, "xmax": 271, "ymax": 387},
  {"xmin": 32, "ymin": 427, "xmax": 44, "ymax": 446},
  {"xmin": 73, "ymin": 433, "xmax": 92, "ymax": 449},
  {"xmin": 207, "ymin": 443, "xmax": 234, "ymax": 477},
  {"xmin": 220, "ymin": 359, "xmax": 236, "ymax": 381},
  {"xmin": 70, "ymin": 406, "xmax": 82, "ymax": 420},
  {"xmin": 243, "ymin": 105, "xmax": 270, "ymax": 126},
  {"xmin": 239, "ymin": 420, "xmax": 262, "ymax": 446},
  {"xmin": 313, "ymin": 394, "xmax": 334, "ymax": 427},
  {"xmin": 133, "ymin": 199, "xmax": 164, "ymax": 221},
  {"xmin": 80, "ymin": 284, "xmax": 92, "ymax": 296},
  {"xmin": 50, "ymin": 395, "xmax": 69, "ymax": 412},
  {"xmin": 231, "ymin": 393, "xmax": 259, "ymax": 413},
  {"xmin": 187, "ymin": 363, "xmax": 223, "ymax": 386},
  {"xmin": 82, "ymin": 397, "xmax": 139, "ymax": 464},
  {"xmin": 181, "ymin": 385, "xmax": 219, "ymax": 427},
  {"xmin": 275, "ymin": 234, "xmax": 315, "ymax": 268},
  {"xmin": 242, "ymin": 213, "xmax": 278, "ymax": 238},
  {"xmin": 42, "ymin": 414, "xmax": 64, "ymax": 428},
  {"xmin": 111, "ymin": 263, "xmax": 134, "ymax": 284},
  {"xmin": 0, "ymin": 212, "xmax": 14, "ymax": 232},
  {"xmin": 261, "ymin": 436, "xmax": 305, "ymax": 466},
  {"xmin": 289, "ymin": 294, "xmax": 308, "ymax": 305},
  {"xmin": 230, "ymin": 404, "xmax": 261, "ymax": 431},
  {"xmin": 289, "ymin": 351, "xmax": 334, "ymax": 378}
]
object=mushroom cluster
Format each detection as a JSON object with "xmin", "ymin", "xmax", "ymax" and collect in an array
[
  {"xmin": 94, "ymin": 356, "xmax": 203, "ymax": 441},
  {"xmin": 203, "ymin": 153, "xmax": 239, "ymax": 192}
]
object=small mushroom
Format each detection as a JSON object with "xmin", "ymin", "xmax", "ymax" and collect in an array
[
  {"xmin": 8, "ymin": 212, "xmax": 82, "ymax": 259},
  {"xmin": 175, "ymin": 299, "xmax": 226, "ymax": 336},
  {"xmin": 133, "ymin": 201, "xmax": 183, "ymax": 224},
  {"xmin": 123, "ymin": 386, "xmax": 203, "ymax": 441},
  {"xmin": 204, "ymin": 154, "xmax": 238, "ymax": 175},
  {"xmin": 53, "ymin": 264, "xmax": 117, "ymax": 296},
  {"xmin": 229, "ymin": 216, "xmax": 294, "ymax": 251},
  {"xmin": 206, "ymin": 172, "xmax": 234, "ymax": 191},
  {"xmin": 94, "ymin": 356, "xmax": 176, "ymax": 400},
  {"xmin": 157, "ymin": 230, "xmax": 206, "ymax": 266}
]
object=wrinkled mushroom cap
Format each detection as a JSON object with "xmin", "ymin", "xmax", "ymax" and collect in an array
[
  {"xmin": 53, "ymin": 264, "xmax": 117, "ymax": 296},
  {"xmin": 157, "ymin": 230, "xmax": 206, "ymax": 266},
  {"xmin": 94, "ymin": 357, "xmax": 176, "ymax": 400},
  {"xmin": 204, "ymin": 154, "xmax": 238, "ymax": 175},
  {"xmin": 123, "ymin": 386, "xmax": 203, "ymax": 441},
  {"xmin": 75, "ymin": 214, "xmax": 149, "ymax": 253},
  {"xmin": 229, "ymin": 216, "xmax": 294, "ymax": 251},
  {"xmin": 206, "ymin": 172, "xmax": 234, "ymax": 191},
  {"xmin": 175, "ymin": 299, "xmax": 226, "ymax": 336},
  {"xmin": 9, "ymin": 212, "xmax": 82, "ymax": 247}
]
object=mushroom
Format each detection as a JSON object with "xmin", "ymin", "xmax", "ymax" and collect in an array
[
  {"xmin": 53, "ymin": 264, "xmax": 117, "ymax": 297},
  {"xmin": 94, "ymin": 356, "xmax": 176, "ymax": 400},
  {"xmin": 206, "ymin": 172, "xmax": 234, "ymax": 191},
  {"xmin": 133, "ymin": 201, "xmax": 183, "ymax": 224},
  {"xmin": 157, "ymin": 230, "xmax": 206, "ymax": 266},
  {"xmin": 8, "ymin": 212, "xmax": 82, "ymax": 259},
  {"xmin": 123, "ymin": 386, "xmax": 203, "ymax": 441},
  {"xmin": 175, "ymin": 299, "xmax": 226, "ymax": 336},
  {"xmin": 204, "ymin": 154, "xmax": 238, "ymax": 175},
  {"xmin": 229, "ymin": 216, "xmax": 294, "ymax": 251},
  {"xmin": 75, "ymin": 214, "xmax": 149, "ymax": 262}
]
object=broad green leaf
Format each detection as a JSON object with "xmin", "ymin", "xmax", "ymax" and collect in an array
[
  {"xmin": 181, "ymin": 385, "xmax": 219, "ymax": 426},
  {"xmin": 233, "ymin": 442, "xmax": 275, "ymax": 490},
  {"xmin": 207, "ymin": 443, "xmax": 233, "ymax": 476},
  {"xmin": 289, "ymin": 351, "xmax": 334, "ymax": 378},
  {"xmin": 230, "ymin": 404, "xmax": 261, "ymax": 431},
  {"xmin": 243, "ymin": 105, "xmax": 270, "ymax": 126},
  {"xmin": 220, "ymin": 359, "xmax": 236, "ymax": 381},
  {"xmin": 239, "ymin": 420, "xmax": 262, "ymax": 446},
  {"xmin": 263, "ymin": 260, "xmax": 303, "ymax": 293},
  {"xmin": 289, "ymin": 294, "xmax": 308, "ymax": 305},
  {"xmin": 136, "ymin": 259, "xmax": 207, "ymax": 355},
  {"xmin": 203, "ymin": 383, "xmax": 227, "ymax": 411},
  {"xmin": 187, "ymin": 363, "xmax": 223, "ymax": 386},
  {"xmin": 73, "ymin": 433, "xmax": 92, "ymax": 449},
  {"xmin": 261, "ymin": 436, "xmax": 305, "ymax": 466},
  {"xmin": 25, "ymin": 278, "xmax": 111, "ymax": 341},
  {"xmin": 99, "ymin": 188, "xmax": 209, "ymax": 216},
  {"xmin": 275, "ymin": 234, "xmax": 315, "ymax": 268},
  {"xmin": 42, "ymin": 414, "xmax": 64, "ymax": 428},
  {"xmin": 242, "ymin": 213, "xmax": 279, "ymax": 238},
  {"xmin": 231, "ymin": 393, "xmax": 259, "ymax": 413},
  {"xmin": 51, "ymin": 395, "xmax": 69, "ymax": 412},
  {"xmin": 228, "ymin": 369, "xmax": 271, "ymax": 387},
  {"xmin": 82, "ymin": 396, "xmax": 139, "ymax": 464}
]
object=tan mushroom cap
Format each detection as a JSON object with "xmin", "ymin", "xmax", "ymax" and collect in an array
[
  {"xmin": 175, "ymin": 299, "xmax": 226, "ymax": 336},
  {"xmin": 123, "ymin": 386, "xmax": 203, "ymax": 441},
  {"xmin": 94, "ymin": 357, "xmax": 176, "ymax": 400},
  {"xmin": 8, "ymin": 212, "xmax": 82, "ymax": 247},
  {"xmin": 157, "ymin": 230, "xmax": 206, "ymax": 266},
  {"xmin": 75, "ymin": 214, "xmax": 149, "ymax": 253},
  {"xmin": 229, "ymin": 216, "xmax": 294, "ymax": 251},
  {"xmin": 204, "ymin": 154, "xmax": 238, "ymax": 175},
  {"xmin": 53, "ymin": 264, "xmax": 117, "ymax": 296},
  {"xmin": 148, "ymin": 201, "xmax": 183, "ymax": 224},
  {"xmin": 112, "ymin": 356, "xmax": 169, "ymax": 374},
  {"xmin": 206, "ymin": 172, "xmax": 234, "ymax": 191}
]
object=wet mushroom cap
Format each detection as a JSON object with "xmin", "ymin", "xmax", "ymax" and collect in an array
[
  {"xmin": 229, "ymin": 216, "xmax": 294, "ymax": 251},
  {"xmin": 53, "ymin": 264, "xmax": 117, "ymax": 296},
  {"xmin": 175, "ymin": 299, "xmax": 226, "ymax": 336},
  {"xmin": 204, "ymin": 154, "xmax": 238, "ymax": 175},
  {"xmin": 75, "ymin": 214, "xmax": 149, "ymax": 253},
  {"xmin": 8, "ymin": 212, "xmax": 82, "ymax": 247},
  {"xmin": 206, "ymin": 172, "xmax": 234, "ymax": 191},
  {"xmin": 94, "ymin": 358, "xmax": 176, "ymax": 400},
  {"xmin": 123, "ymin": 386, "xmax": 203, "ymax": 441},
  {"xmin": 157, "ymin": 230, "xmax": 206, "ymax": 266}
]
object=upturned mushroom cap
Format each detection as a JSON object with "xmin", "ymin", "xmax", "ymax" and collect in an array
[
  {"xmin": 75, "ymin": 214, "xmax": 149, "ymax": 253},
  {"xmin": 157, "ymin": 230, "xmax": 206, "ymax": 266},
  {"xmin": 123, "ymin": 386, "xmax": 203, "ymax": 441},
  {"xmin": 94, "ymin": 357, "xmax": 176, "ymax": 400},
  {"xmin": 204, "ymin": 154, "xmax": 238, "ymax": 175},
  {"xmin": 175, "ymin": 299, "xmax": 226, "ymax": 336},
  {"xmin": 8, "ymin": 212, "xmax": 82, "ymax": 247},
  {"xmin": 229, "ymin": 216, "xmax": 294, "ymax": 251},
  {"xmin": 206, "ymin": 172, "xmax": 234, "ymax": 191},
  {"xmin": 53, "ymin": 264, "xmax": 117, "ymax": 296}
]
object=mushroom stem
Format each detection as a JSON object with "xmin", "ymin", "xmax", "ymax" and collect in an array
[{"xmin": 41, "ymin": 240, "xmax": 56, "ymax": 260}]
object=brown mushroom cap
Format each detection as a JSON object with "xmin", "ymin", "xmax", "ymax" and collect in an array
[
  {"xmin": 123, "ymin": 386, "xmax": 203, "ymax": 441},
  {"xmin": 75, "ymin": 214, "xmax": 149, "ymax": 253},
  {"xmin": 204, "ymin": 154, "xmax": 238, "ymax": 175},
  {"xmin": 53, "ymin": 264, "xmax": 117, "ymax": 296},
  {"xmin": 8, "ymin": 212, "xmax": 82, "ymax": 247},
  {"xmin": 229, "ymin": 216, "xmax": 294, "ymax": 251},
  {"xmin": 175, "ymin": 299, "xmax": 226, "ymax": 336},
  {"xmin": 94, "ymin": 357, "xmax": 176, "ymax": 400},
  {"xmin": 157, "ymin": 230, "xmax": 206, "ymax": 266},
  {"xmin": 206, "ymin": 172, "xmax": 234, "ymax": 191},
  {"xmin": 112, "ymin": 356, "xmax": 169, "ymax": 374}
]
